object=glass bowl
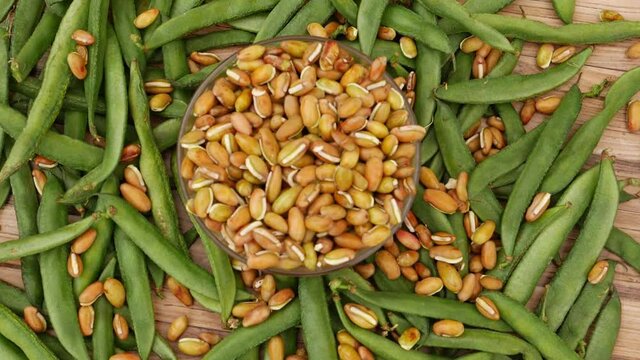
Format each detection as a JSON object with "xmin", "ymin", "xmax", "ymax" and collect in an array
[{"xmin": 177, "ymin": 35, "xmax": 420, "ymax": 276}]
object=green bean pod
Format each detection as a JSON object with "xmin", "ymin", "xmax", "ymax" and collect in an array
[
  {"xmin": 73, "ymin": 177, "xmax": 117, "ymax": 295},
  {"xmin": 278, "ymin": 0, "xmax": 335, "ymax": 37},
  {"xmin": 557, "ymin": 260, "xmax": 615, "ymax": 350},
  {"xmin": 458, "ymin": 39, "xmax": 523, "ymax": 133},
  {"xmin": 435, "ymin": 48, "xmax": 591, "ymax": 104},
  {"xmin": 541, "ymin": 66, "xmax": 640, "ymax": 194},
  {"xmin": 92, "ymin": 257, "xmax": 117, "ymax": 360},
  {"xmin": 333, "ymin": 296, "xmax": 447, "ymax": 360},
  {"xmin": 37, "ymin": 174, "xmax": 90, "ymax": 360},
  {"xmin": 152, "ymin": 335, "xmax": 178, "ymax": 360},
  {"xmin": 483, "ymin": 291, "xmax": 580, "ymax": 360},
  {"xmin": 417, "ymin": 0, "xmax": 513, "ymax": 53},
  {"xmin": 0, "ymin": 334, "xmax": 26, "ymax": 360},
  {"xmin": 583, "ymin": 291, "xmax": 621, "ymax": 360},
  {"xmin": 0, "ymin": 303, "xmax": 56, "ymax": 360},
  {"xmin": 412, "ymin": 4, "xmax": 440, "ymax": 128},
  {"xmin": 10, "ymin": 76, "xmax": 107, "ymax": 114},
  {"xmin": 172, "ymin": 62, "xmax": 220, "ymax": 89},
  {"xmin": 500, "ymin": 85, "xmax": 582, "ymax": 256},
  {"xmin": 61, "ymin": 27, "xmax": 127, "ymax": 204},
  {"xmin": 330, "ymin": 0, "xmax": 357, "ymax": 23},
  {"xmin": 202, "ymin": 300, "xmax": 300, "ymax": 360},
  {"xmin": 130, "ymin": 59, "xmax": 187, "ymax": 254},
  {"xmin": 299, "ymin": 277, "xmax": 338, "ymax": 360},
  {"xmin": 255, "ymin": 0, "xmax": 305, "ymax": 42},
  {"xmin": 0, "ymin": 0, "xmax": 16, "ymax": 22},
  {"xmin": 84, "ymin": 0, "xmax": 109, "ymax": 137},
  {"xmin": 63, "ymin": 111, "xmax": 87, "ymax": 142},
  {"xmin": 0, "ymin": 0, "xmax": 89, "ymax": 183},
  {"xmin": 380, "ymin": 5, "xmax": 451, "ymax": 54},
  {"xmin": 494, "ymin": 102, "xmax": 525, "ymax": 144},
  {"xmin": 420, "ymin": 131, "xmax": 438, "ymax": 164},
  {"xmin": 455, "ymin": 353, "xmax": 511, "ymax": 360},
  {"xmin": 228, "ymin": 13, "xmax": 268, "ymax": 33},
  {"xmin": 185, "ymin": 29, "xmax": 255, "ymax": 53},
  {"xmin": 0, "ymin": 280, "xmax": 32, "ymax": 314},
  {"xmin": 424, "ymin": 329, "xmax": 541, "ymax": 360},
  {"xmin": 145, "ymin": 0, "xmax": 278, "ymax": 50},
  {"xmin": 474, "ymin": 14, "xmax": 640, "ymax": 44},
  {"xmin": 356, "ymin": 0, "xmax": 388, "ymax": 56},
  {"xmin": 160, "ymin": 3, "xmax": 193, "ymax": 103},
  {"xmin": 10, "ymin": 9, "xmax": 61, "ymax": 83},
  {"xmin": 111, "ymin": 0, "xmax": 146, "ymax": 70},
  {"xmin": 114, "ymin": 227, "xmax": 155, "ymax": 360},
  {"xmin": 552, "ymin": 0, "xmax": 575, "ymax": 24},
  {"xmin": 10, "ymin": 0, "xmax": 45, "ymax": 57},
  {"xmin": 504, "ymin": 165, "xmax": 600, "ymax": 303},
  {"xmin": 438, "ymin": 0, "xmax": 515, "ymax": 34},
  {"xmin": 605, "ymin": 227, "xmax": 640, "ymax": 273},
  {"xmin": 540, "ymin": 158, "xmax": 618, "ymax": 331},
  {"xmin": 450, "ymin": 212, "xmax": 469, "ymax": 277},
  {"xmin": 343, "ymin": 286, "xmax": 511, "ymax": 332},
  {"xmin": 37, "ymin": 334, "xmax": 75, "ymax": 360}
]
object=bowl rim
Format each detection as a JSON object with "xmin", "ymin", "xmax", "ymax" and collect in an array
[{"xmin": 176, "ymin": 35, "xmax": 421, "ymax": 276}]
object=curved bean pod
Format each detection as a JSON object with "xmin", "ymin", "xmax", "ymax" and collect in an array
[
  {"xmin": 172, "ymin": 62, "xmax": 220, "ymax": 89},
  {"xmin": 435, "ymin": 48, "xmax": 591, "ymax": 104},
  {"xmin": 111, "ymin": 0, "xmax": 145, "ymax": 70},
  {"xmin": 381, "ymin": 5, "xmax": 451, "ymax": 54},
  {"xmin": 10, "ymin": 76, "xmax": 107, "ymax": 114},
  {"xmin": 424, "ymin": 329, "xmax": 541, "ymax": 360},
  {"xmin": 552, "ymin": 0, "xmax": 575, "ymax": 24},
  {"xmin": 84, "ymin": 0, "xmax": 109, "ymax": 137},
  {"xmin": 540, "ymin": 158, "xmax": 618, "ymax": 331},
  {"xmin": 504, "ymin": 165, "xmax": 600, "ymax": 303},
  {"xmin": 202, "ymin": 300, "xmax": 300, "ymax": 360},
  {"xmin": 417, "ymin": 0, "xmax": 514, "ymax": 53},
  {"xmin": 279, "ymin": 0, "xmax": 335, "ymax": 37},
  {"xmin": 0, "ymin": 334, "xmax": 26, "ymax": 360},
  {"xmin": 254, "ymin": 0, "xmax": 305, "ymax": 42},
  {"xmin": 0, "ymin": 0, "xmax": 89, "ymax": 184},
  {"xmin": 145, "ymin": 0, "xmax": 278, "ymax": 50},
  {"xmin": 356, "ymin": 0, "xmax": 388, "ymax": 56},
  {"xmin": 438, "ymin": 0, "xmax": 515, "ymax": 34},
  {"xmin": 0, "ymin": 280, "xmax": 31, "ymax": 314},
  {"xmin": 584, "ymin": 291, "xmax": 621, "ymax": 360},
  {"xmin": 494, "ymin": 102, "xmax": 525, "ymax": 144},
  {"xmin": 37, "ymin": 174, "xmax": 90, "ymax": 360},
  {"xmin": 299, "ymin": 277, "xmax": 338, "ymax": 360},
  {"xmin": 10, "ymin": 9, "xmax": 61, "ymax": 83},
  {"xmin": 558, "ymin": 260, "xmax": 615, "ymax": 350},
  {"xmin": 185, "ymin": 29, "xmax": 255, "ymax": 53},
  {"xmin": 541, "ymin": 66, "xmax": 640, "ymax": 194},
  {"xmin": 500, "ymin": 85, "xmax": 582, "ymax": 256},
  {"xmin": 228, "ymin": 13, "xmax": 268, "ymax": 33},
  {"xmin": 61, "ymin": 26, "xmax": 127, "ymax": 204},
  {"xmin": 0, "ymin": 303, "xmax": 56, "ymax": 360},
  {"xmin": 412, "ymin": 4, "xmax": 441, "ymax": 128},
  {"xmin": 605, "ymin": 227, "xmax": 640, "ymax": 273},
  {"xmin": 10, "ymin": 0, "xmax": 45, "ymax": 57},
  {"xmin": 483, "ymin": 291, "xmax": 580, "ymax": 360},
  {"xmin": 0, "ymin": 0, "xmax": 15, "ymax": 22},
  {"xmin": 330, "ymin": 0, "xmax": 357, "ymax": 24},
  {"xmin": 114, "ymin": 227, "xmax": 155, "ymax": 360}
]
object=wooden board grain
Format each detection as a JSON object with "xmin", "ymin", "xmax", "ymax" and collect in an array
[{"xmin": 1, "ymin": 0, "xmax": 640, "ymax": 358}]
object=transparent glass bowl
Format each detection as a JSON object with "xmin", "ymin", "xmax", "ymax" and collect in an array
[{"xmin": 177, "ymin": 35, "xmax": 420, "ymax": 276}]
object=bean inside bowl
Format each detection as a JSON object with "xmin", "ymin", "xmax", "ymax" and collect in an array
[{"xmin": 177, "ymin": 36, "xmax": 423, "ymax": 275}]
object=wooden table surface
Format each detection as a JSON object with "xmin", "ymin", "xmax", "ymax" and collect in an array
[{"xmin": 2, "ymin": 0, "xmax": 640, "ymax": 359}]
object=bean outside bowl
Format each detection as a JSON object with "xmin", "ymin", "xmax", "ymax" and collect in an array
[{"xmin": 177, "ymin": 35, "xmax": 421, "ymax": 276}]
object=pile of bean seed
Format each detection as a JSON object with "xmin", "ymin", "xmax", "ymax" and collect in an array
[{"xmin": 0, "ymin": 0, "xmax": 640, "ymax": 360}]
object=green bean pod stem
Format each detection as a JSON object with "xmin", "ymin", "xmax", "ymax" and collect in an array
[
  {"xmin": 114, "ymin": 227, "xmax": 155, "ymax": 360},
  {"xmin": 92, "ymin": 257, "xmax": 117, "ymax": 360},
  {"xmin": 458, "ymin": 39, "xmax": 524, "ymax": 133},
  {"xmin": 500, "ymin": 85, "xmax": 582, "ymax": 256},
  {"xmin": 494, "ymin": 102, "xmax": 525, "ymax": 144},
  {"xmin": 333, "ymin": 296, "xmax": 447, "ymax": 360},
  {"xmin": 0, "ymin": 0, "xmax": 89, "ymax": 184},
  {"xmin": 0, "ymin": 334, "xmax": 26, "ymax": 360},
  {"xmin": 145, "ymin": 0, "xmax": 278, "ymax": 50},
  {"xmin": 540, "ymin": 158, "xmax": 618, "ymax": 331},
  {"xmin": 278, "ymin": 0, "xmax": 334, "ymax": 37},
  {"xmin": 299, "ymin": 277, "xmax": 338, "ymax": 360},
  {"xmin": 424, "ymin": 329, "xmax": 541, "ymax": 360},
  {"xmin": 61, "ymin": 26, "xmax": 127, "ymax": 204},
  {"xmin": 557, "ymin": 260, "xmax": 616, "ymax": 351},
  {"xmin": 483, "ymin": 291, "xmax": 580, "ymax": 360},
  {"xmin": 0, "ymin": 214, "xmax": 97, "ymax": 263},
  {"xmin": 583, "ymin": 291, "xmax": 621, "ymax": 360},
  {"xmin": 380, "ymin": 5, "xmax": 451, "ymax": 54},
  {"xmin": 0, "ymin": 280, "xmax": 32, "ymax": 314},
  {"xmin": 74, "ymin": 177, "xmax": 117, "ymax": 295},
  {"xmin": 130, "ymin": 59, "xmax": 187, "ymax": 254},
  {"xmin": 84, "ymin": 0, "xmax": 110, "ymax": 137},
  {"xmin": 504, "ymin": 165, "xmax": 600, "ymax": 303},
  {"xmin": 10, "ymin": 0, "xmax": 45, "ymax": 57},
  {"xmin": 8, "ymin": 154, "xmax": 43, "ymax": 307},
  {"xmin": 341, "ymin": 286, "xmax": 511, "ymax": 332},
  {"xmin": 254, "ymin": 0, "xmax": 305, "ymax": 42},
  {"xmin": 111, "ymin": 0, "xmax": 146, "ymax": 70},
  {"xmin": 202, "ymin": 300, "xmax": 300, "ymax": 360},
  {"xmin": 185, "ymin": 29, "xmax": 255, "ymax": 53},
  {"xmin": 475, "ymin": 14, "xmax": 640, "ymax": 44},
  {"xmin": 37, "ymin": 174, "xmax": 90, "ymax": 360},
  {"xmin": 435, "ymin": 48, "xmax": 591, "ymax": 104},
  {"xmin": 417, "ymin": 0, "xmax": 513, "ymax": 53},
  {"xmin": 10, "ymin": 9, "xmax": 61, "ymax": 83},
  {"xmin": 0, "ymin": 303, "xmax": 56, "ymax": 360},
  {"xmin": 356, "ymin": 0, "xmax": 388, "ymax": 56},
  {"xmin": 552, "ymin": 0, "xmax": 575, "ymax": 24},
  {"xmin": 541, "ymin": 66, "xmax": 640, "ymax": 194}
]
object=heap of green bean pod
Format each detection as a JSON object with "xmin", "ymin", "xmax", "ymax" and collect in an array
[{"xmin": 0, "ymin": 0, "xmax": 640, "ymax": 360}]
